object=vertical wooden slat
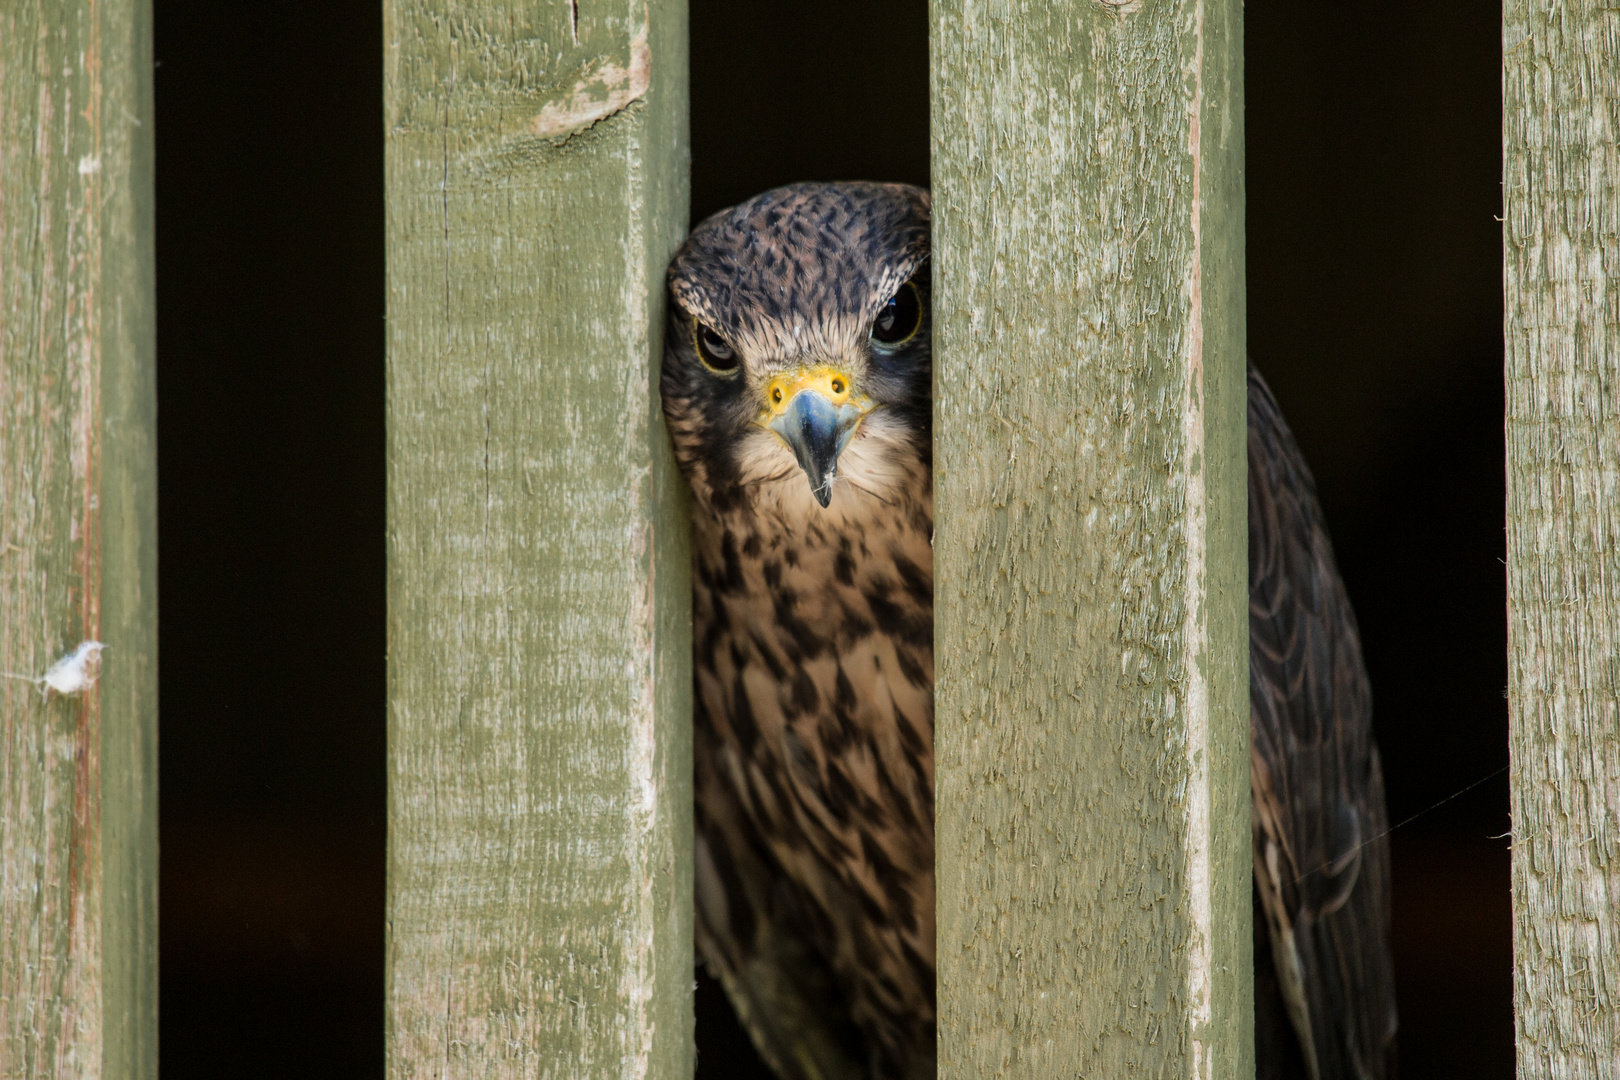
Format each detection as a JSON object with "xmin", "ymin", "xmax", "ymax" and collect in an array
[
  {"xmin": 1503, "ymin": 4, "xmax": 1620, "ymax": 1074},
  {"xmin": 383, "ymin": 1, "xmax": 691, "ymax": 1076},
  {"xmin": 930, "ymin": 1, "xmax": 1250, "ymax": 1075},
  {"xmin": 0, "ymin": 1, "xmax": 158, "ymax": 1078}
]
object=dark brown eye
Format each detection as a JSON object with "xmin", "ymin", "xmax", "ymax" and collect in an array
[
  {"xmin": 870, "ymin": 281, "xmax": 922, "ymax": 347},
  {"xmin": 694, "ymin": 323, "xmax": 738, "ymax": 373}
]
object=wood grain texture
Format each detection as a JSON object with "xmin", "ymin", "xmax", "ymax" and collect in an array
[
  {"xmin": 0, "ymin": 1, "xmax": 158, "ymax": 1078},
  {"xmin": 1504, "ymin": 4, "xmax": 1620, "ymax": 1075},
  {"xmin": 383, "ymin": 1, "xmax": 692, "ymax": 1076},
  {"xmin": 929, "ymin": 1, "xmax": 1251, "ymax": 1075}
]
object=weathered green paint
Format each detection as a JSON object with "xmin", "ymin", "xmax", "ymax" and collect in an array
[
  {"xmin": 1503, "ymin": 3, "xmax": 1620, "ymax": 1074},
  {"xmin": 0, "ymin": 1, "xmax": 158, "ymax": 1078},
  {"xmin": 383, "ymin": 1, "xmax": 692, "ymax": 1076},
  {"xmin": 930, "ymin": 1, "xmax": 1250, "ymax": 1075}
]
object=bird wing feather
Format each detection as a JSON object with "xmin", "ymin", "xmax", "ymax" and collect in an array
[
  {"xmin": 1246, "ymin": 365, "xmax": 1399, "ymax": 1080},
  {"xmin": 694, "ymin": 709, "xmax": 869, "ymax": 1080}
]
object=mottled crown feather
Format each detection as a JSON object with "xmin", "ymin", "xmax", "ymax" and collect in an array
[{"xmin": 668, "ymin": 182, "xmax": 931, "ymax": 349}]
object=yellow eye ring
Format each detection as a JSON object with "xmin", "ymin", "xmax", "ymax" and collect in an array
[
  {"xmin": 869, "ymin": 280, "xmax": 923, "ymax": 350},
  {"xmin": 694, "ymin": 322, "xmax": 740, "ymax": 375}
]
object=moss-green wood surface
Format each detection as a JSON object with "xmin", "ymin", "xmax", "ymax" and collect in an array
[
  {"xmin": 1503, "ymin": 3, "xmax": 1620, "ymax": 1073},
  {"xmin": 0, "ymin": 2, "xmax": 158, "ymax": 1077},
  {"xmin": 930, "ymin": 1, "xmax": 1251, "ymax": 1074},
  {"xmin": 384, "ymin": 1, "xmax": 692, "ymax": 1076}
]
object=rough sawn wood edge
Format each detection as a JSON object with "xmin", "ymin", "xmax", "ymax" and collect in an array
[{"xmin": 1503, "ymin": 2, "xmax": 1620, "ymax": 1073}]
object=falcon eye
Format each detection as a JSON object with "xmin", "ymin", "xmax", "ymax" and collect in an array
[
  {"xmin": 869, "ymin": 281, "xmax": 922, "ymax": 348},
  {"xmin": 694, "ymin": 322, "xmax": 739, "ymax": 374}
]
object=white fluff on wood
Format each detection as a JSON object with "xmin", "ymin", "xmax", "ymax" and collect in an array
[
  {"xmin": 44, "ymin": 641, "xmax": 107, "ymax": 694},
  {"xmin": 2, "ymin": 640, "xmax": 107, "ymax": 696}
]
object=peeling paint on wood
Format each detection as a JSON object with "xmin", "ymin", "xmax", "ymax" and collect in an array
[
  {"xmin": 930, "ymin": 0, "xmax": 1251, "ymax": 1075},
  {"xmin": 1503, "ymin": 3, "xmax": 1620, "ymax": 1075},
  {"xmin": 0, "ymin": 1, "xmax": 158, "ymax": 1078},
  {"xmin": 384, "ymin": 1, "xmax": 691, "ymax": 1077},
  {"xmin": 529, "ymin": 19, "xmax": 651, "ymax": 141}
]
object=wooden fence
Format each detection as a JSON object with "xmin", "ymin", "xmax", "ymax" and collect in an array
[
  {"xmin": 0, "ymin": 0, "xmax": 1613, "ymax": 1077},
  {"xmin": 0, "ymin": 2, "xmax": 158, "ymax": 1078},
  {"xmin": 930, "ymin": 1, "xmax": 1250, "ymax": 1074},
  {"xmin": 1503, "ymin": 2, "xmax": 1620, "ymax": 1074},
  {"xmin": 383, "ymin": 1, "xmax": 692, "ymax": 1075}
]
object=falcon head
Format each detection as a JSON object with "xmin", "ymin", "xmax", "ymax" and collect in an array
[{"xmin": 662, "ymin": 182, "xmax": 932, "ymax": 515}]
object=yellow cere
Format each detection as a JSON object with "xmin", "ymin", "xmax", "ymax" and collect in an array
[{"xmin": 761, "ymin": 365, "xmax": 871, "ymax": 419}]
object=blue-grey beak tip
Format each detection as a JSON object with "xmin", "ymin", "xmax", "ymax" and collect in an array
[{"xmin": 770, "ymin": 391, "xmax": 847, "ymax": 509}]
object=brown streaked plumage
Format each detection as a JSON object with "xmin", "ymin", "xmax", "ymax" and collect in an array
[
  {"xmin": 661, "ymin": 182, "xmax": 1396, "ymax": 1080},
  {"xmin": 1248, "ymin": 368, "xmax": 1399, "ymax": 1080}
]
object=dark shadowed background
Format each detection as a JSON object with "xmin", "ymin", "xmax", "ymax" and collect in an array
[{"xmin": 153, "ymin": 1, "xmax": 1507, "ymax": 1076}]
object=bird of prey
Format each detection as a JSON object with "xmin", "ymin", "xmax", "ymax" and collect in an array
[{"xmin": 661, "ymin": 182, "xmax": 1397, "ymax": 1080}]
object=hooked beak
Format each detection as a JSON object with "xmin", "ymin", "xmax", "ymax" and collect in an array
[{"xmin": 762, "ymin": 367, "xmax": 870, "ymax": 508}]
